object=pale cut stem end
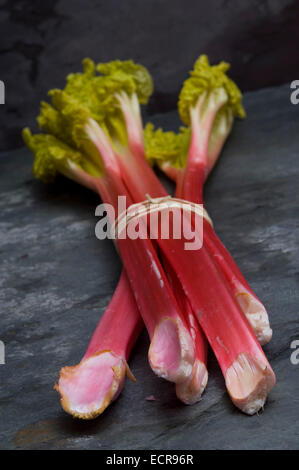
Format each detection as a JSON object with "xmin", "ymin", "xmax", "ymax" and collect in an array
[
  {"xmin": 236, "ymin": 293, "xmax": 273, "ymax": 346},
  {"xmin": 54, "ymin": 351, "xmax": 133, "ymax": 420},
  {"xmin": 175, "ymin": 359, "xmax": 208, "ymax": 405},
  {"xmin": 225, "ymin": 352, "xmax": 276, "ymax": 415},
  {"xmin": 148, "ymin": 317, "xmax": 195, "ymax": 384}
]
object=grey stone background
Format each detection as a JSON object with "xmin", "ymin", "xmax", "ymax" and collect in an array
[
  {"xmin": 0, "ymin": 84, "xmax": 299, "ymax": 449},
  {"xmin": 0, "ymin": 0, "xmax": 299, "ymax": 150},
  {"xmin": 0, "ymin": 0, "xmax": 299, "ymax": 450}
]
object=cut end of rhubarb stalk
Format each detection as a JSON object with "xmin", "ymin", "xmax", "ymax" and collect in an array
[
  {"xmin": 236, "ymin": 293, "xmax": 273, "ymax": 346},
  {"xmin": 175, "ymin": 359, "xmax": 208, "ymax": 405},
  {"xmin": 225, "ymin": 353, "xmax": 276, "ymax": 415},
  {"xmin": 54, "ymin": 351, "xmax": 132, "ymax": 419},
  {"xmin": 148, "ymin": 317, "xmax": 194, "ymax": 384}
]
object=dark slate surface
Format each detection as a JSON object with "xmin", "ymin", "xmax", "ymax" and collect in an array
[
  {"xmin": 1, "ymin": 0, "xmax": 299, "ymax": 150},
  {"xmin": 0, "ymin": 83, "xmax": 299, "ymax": 450}
]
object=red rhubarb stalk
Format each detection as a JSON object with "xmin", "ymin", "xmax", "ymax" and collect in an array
[
  {"xmin": 112, "ymin": 83, "xmax": 276, "ymax": 414},
  {"xmin": 144, "ymin": 56, "xmax": 272, "ymax": 345},
  {"xmin": 164, "ymin": 258, "xmax": 208, "ymax": 404},
  {"xmin": 83, "ymin": 272, "xmax": 141, "ymax": 361},
  {"xmin": 179, "ymin": 75, "xmax": 272, "ymax": 345},
  {"xmin": 24, "ymin": 57, "xmax": 276, "ymax": 416},
  {"xmin": 56, "ymin": 271, "xmax": 142, "ymax": 419},
  {"xmin": 22, "ymin": 124, "xmax": 195, "ymax": 419},
  {"xmin": 36, "ymin": 65, "xmax": 196, "ymax": 388},
  {"xmin": 86, "ymin": 120, "xmax": 195, "ymax": 385},
  {"xmin": 22, "ymin": 129, "xmax": 144, "ymax": 418}
]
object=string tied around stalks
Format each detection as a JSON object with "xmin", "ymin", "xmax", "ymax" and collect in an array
[{"xmin": 110, "ymin": 194, "xmax": 213, "ymax": 251}]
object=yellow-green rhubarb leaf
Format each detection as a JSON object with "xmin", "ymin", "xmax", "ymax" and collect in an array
[
  {"xmin": 144, "ymin": 122, "xmax": 190, "ymax": 170},
  {"xmin": 96, "ymin": 60, "xmax": 153, "ymax": 104},
  {"xmin": 22, "ymin": 128, "xmax": 83, "ymax": 183},
  {"xmin": 178, "ymin": 55, "xmax": 246, "ymax": 126}
]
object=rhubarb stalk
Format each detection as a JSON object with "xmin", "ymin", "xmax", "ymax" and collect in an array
[
  {"xmin": 144, "ymin": 55, "xmax": 272, "ymax": 345},
  {"xmin": 24, "ymin": 57, "xmax": 276, "ymax": 415},
  {"xmin": 23, "ymin": 129, "xmax": 143, "ymax": 418},
  {"xmin": 23, "ymin": 72, "xmax": 196, "ymax": 387},
  {"xmin": 164, "ymin": 258, "xmax": 208, "ymax": 404},
  {"xmin": 56, "ymin": 271, "xmax": 142, "ymax": 419},
  {"xmin": 104, "ymin": 60, "xmax": 276, "ymax": 414}
]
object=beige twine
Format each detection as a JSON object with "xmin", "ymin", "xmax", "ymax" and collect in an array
[{"xmin": 110, "ymin": 194, "xmax": 213, "ymax": 241}]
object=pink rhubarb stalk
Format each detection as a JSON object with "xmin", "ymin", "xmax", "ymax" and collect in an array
[
  {"xmin": 181, "ymin": 97, "xmax": 272, "ymax": 345},
  {"xmin": 86, "ymin": 120, "xmax": 195, "ymax": 384},
  {"xmin": 50, "ymin": 126, "xmax": 195, "ymax": 418},
  {"xmin": 113, "ymin": 98, "xmax": 209, "ymax": 403},
  {"xmin": 164, "ymin": 258, "xmax": 208, "ymax": 404},
  {"xmin": 112, "ymin": 96, "xmax": 276, "ymax": 414},
  {"xmin": 55, "ymin": 271, "xmax": 142, "ymax": 419}
]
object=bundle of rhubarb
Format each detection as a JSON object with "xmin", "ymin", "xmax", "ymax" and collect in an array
[{"xmin": 23, "ymin": 55, "xmax": 275, "ymax": 419}]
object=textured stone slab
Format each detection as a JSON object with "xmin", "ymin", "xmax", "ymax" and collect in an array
[
  {"xmin": 0, "ymin": 84, "xmax": 298, "ymax": 449},
  {"xmin": 1, "ymin": 0, "xmax": 299, "ymax": 150}
]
